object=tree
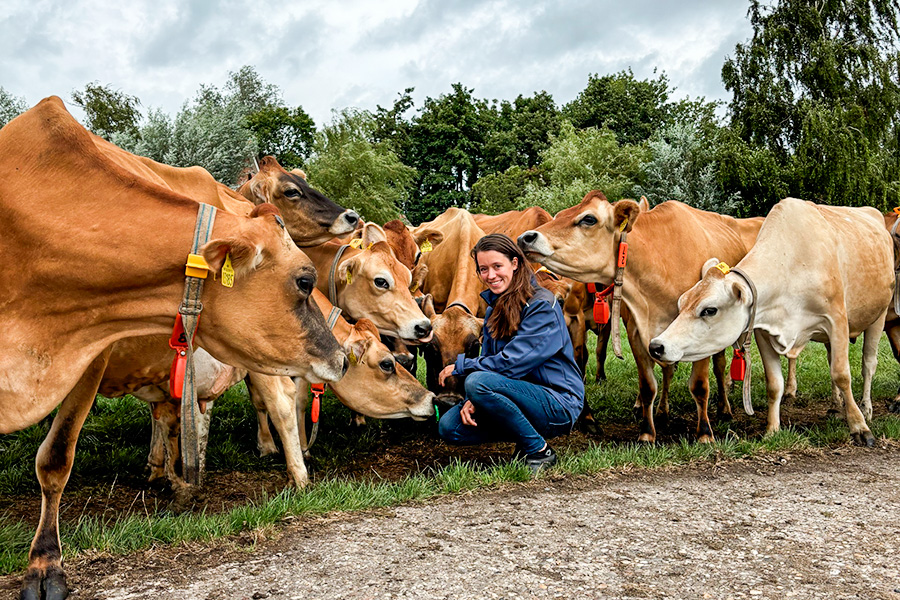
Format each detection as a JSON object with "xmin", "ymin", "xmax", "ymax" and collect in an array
[
  {"xmin": 522, "ymin": 121, "xmax": 648, "ymax": 215},
  {"xmin": 71, "ymin": 82, "xmax": 142, "ymax": 140},
  {"xmin": 305, "ymin": 109, "xmax": 416, "ymax": 223},
  {"xmin": 471, "ymin": 166, "xmax": 547, "ymax": 215},
  {"xmin": 0, "ymin": 87, "xmax": 27, "ymax": 128},
  {"xmin": 246, "ymin": 105, "xmax": 316, "ymax": 170},
  {"xmin": 484, "ymin": 91, "xmax": 561, "ymax": 173},
  {"xmin": 563, "ymin": 70, "xmax": 670, "ymax": 145},
  {"xmin": 721, "ymin": 0, "xmax": 900, "ymax": 211},
  {"xmin": 225, "ymin": 65, "xmax": 282, "ymax": 114}
]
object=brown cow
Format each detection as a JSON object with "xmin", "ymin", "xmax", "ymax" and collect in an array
[
  {"xmin": 0, "ymin": 97, "xmax": 347, "ymax": 599},
  {"xmin": 518, "ymin": 192, "xmax": 762, "ymax": 443},
  {"xmin": 238, "ymin": 156, "xmax": 359, "ymax": 245}
]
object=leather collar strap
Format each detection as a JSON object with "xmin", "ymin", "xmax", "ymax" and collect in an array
[
  {"xmin": 328, "ymin": 244, "xmax": 352, "ymax": 306},
  {"xmin": 610, "ymin": 229, "xmax": 628, "ymax": 359},
  {"xmin": 447, "ymin": 301, "xmax": 473, "ymax": 315},
  {"xmin": 298, "ymin": 305, "xmax": 343, "ymax": 452},
  {"xmin": 179, "ymin": 202, "xmax": 217, "ymax": 486},
  {"xmin": 891, "ymin": 218, "xmax": 900, "ymax": 315},
  {"xmin": 729, "ymin": 266, "xmax": 757, "ymax": 416}
]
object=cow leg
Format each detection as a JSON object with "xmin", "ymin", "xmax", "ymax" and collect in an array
[
  {"xmin": 21, "ymin": 349, "xmax": 110, "ymax": 600},
  {"xmin": 654, "ymin": 364, "xmax": 676, "ymax": 431},
  {"xmin": 828, "ymin": 328, "xmax": 874, "ymax": 447},
  {"xmin": 755, "ymin": 331, "xmax": 785, "ymax": 435},
  {"xmin": 859, "ymin": 310, "xmax": 887, "ymax": 422},
  {"xmin": 248, "ymin": 372, "xmax": 309, "ymax": 487},
  {"xmin": 245, "ymin": 374, "xmax": 279, "ymax": 456},
  {"xmin": 293, "ymin": 380, "xmax": 312, "ymax": 459},
  {"xmin": 823, "ymin": 342, "xmax": 844, "ymax": 416},
  {"xmin": 712, "ymin": 350, "xmax": 733, "ymax": 422},
  {"xmin": 630, "ymin": 330, "xmax": 658, "ymax": 443},
  {"xmin": 784, "ymin": 356, "xmax": 799, "ymax": 400},
  {"xmin": 884, "ymin": 321, "xmax": 900, "ymax": 412},
  {"xmin": 594, "ymin": 323, "xmax": 610, "ymax": 382},
  {"xmin": 688, "ymin": 358, "xmax": 714, "ymax": 443}
]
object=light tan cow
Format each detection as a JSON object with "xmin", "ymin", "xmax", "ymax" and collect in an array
[
  {"xmin": 238, "ymin": 155, "xmax": 360, "ymax": 245},
  {"xmin": 303, "ymin": 239, "xmax": 434, "ymax": 343},
  {"xmin": 518, "ymin": 191, "xmax": 762, "ymax": 443},
  {"xmin": 0, "ymin": 97, "xmax": 347, "ymax": 599},
  {"xmin": 649, "ymin": 198, "xmax": 892, "ymax": 446}
]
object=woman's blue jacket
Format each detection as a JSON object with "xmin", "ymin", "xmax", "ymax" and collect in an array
[{"xmin": 452, "ymin": 282, "xmax": 585, "ymax": 424}]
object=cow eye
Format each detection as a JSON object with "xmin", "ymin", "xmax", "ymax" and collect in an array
[
  {"xmin": 578, "ymin": 214, "xmax": 598, "ymax": 227},
  {"xmin": 700, "ymin": 307, "xmax": 718, "ymax": 318},
  {"xmin": 374, "ymin": 277, "xmax": 390, "ymax": 290},
  {"xmin": 379, "ymin": 358, "xmax": 395, "ymax": 373},
  {"xmin": 284, "ymin": 188, "xmax": 302, "ymax": 198},
  {"xmin": 296, "ymin": 274, "xmax": 315, "ymax": 295}
]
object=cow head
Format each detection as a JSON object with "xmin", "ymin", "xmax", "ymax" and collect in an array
[
  {"xmin": 421, "ymin": 295, "xmax": 483, "ymax": 394},
  {"xmin": 382, "ymin": 219, "xmax": 443, "ymax": 271},
  {"xmin": 331, "ymin": 319, "xmax": 435, "ymax": 420},
  {"xmin": 648, "ymin": 258, "xmax": 753, "ymax": 363},
  {"xmin": 517, "ymin": 191, "xmax": 640, "ymax": 283},
  {"xmin": 239, "ymin": 156, "xmax": 359, "ymax": 245},
  {"xmin": 335, "ymin": 241, "xmax": 433, "ymax": 343},
  {"xmin": 196, "ymin": 205, "xmax": 348, "ymax": 383}
]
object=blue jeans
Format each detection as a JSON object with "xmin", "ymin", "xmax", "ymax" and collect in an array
[{"xmin": 437, "ymin": 371, "xmax": 574, "ymax": 455}]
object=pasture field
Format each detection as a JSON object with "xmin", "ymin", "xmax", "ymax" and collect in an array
[{"xmin": 1, "ymin": 331, "xmax": 899, "ymax": 575}]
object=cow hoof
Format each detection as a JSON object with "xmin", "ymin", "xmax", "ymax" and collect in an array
[
  {"xmin": 594, "ymin": 372, "xmax": 606, "ymax": 383},
  {"xmin": 576, "ymin": 414, "xmax": 603, "ymax": 436},
  {"xmin": 21, "ymin": 566, "xmax": 68, "ymax": 600},
  {"xmin": 716, "ymin": 411, "xmax": 733, "ymax": 423},
  {"xmin": 697, "ymin": 434, "xmax": 715, "ymax": 444},
  {"xmin": 655, "ymin": 412, "xmax": 670, "ymax": 432},
  {"xmin": 850, "ymin": 431, "xmax": 876, "ymax": 447},
  {"xmin": 636, "ymin": 434, "xmax": 655, "ymax": 445},
  {"xmin": 887, "ymin": 400, "xmax": 900, "ymax": 414}
]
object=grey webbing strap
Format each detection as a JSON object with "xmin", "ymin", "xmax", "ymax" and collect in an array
[
  {"xmin": 180, "ymin": 203, "xmax": 217, "ymax": 486},
  {"xmin": 611, "ymin": 229, "xmax": 627, "ymax": 359},
  {"xmin": 298, "ymin": 305, "xmax": 342, "ymax": 452},
  {"xmin": 328, "ymin": 244, "xmax": 352, "ymax": 306},
  {"xmin": 892, "ymin": 219, "xmax": 900, "ymax": 315},
  {"xmin": 729, "ymin": 266, "xmax": 757, "ymax": 416},
  {"xmin": 446, "ymin": 301, "xmax": 473, "ymax": 315}
]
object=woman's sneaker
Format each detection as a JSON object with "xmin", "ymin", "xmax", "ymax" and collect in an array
[{"xmin": 524, "ymin": 446, "xmax": 557, "ymax": 474}]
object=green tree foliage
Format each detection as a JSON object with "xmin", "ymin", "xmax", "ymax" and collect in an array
[
  {"xmin": 636, "ymin": 121, "xmax": 740, "ymax": 215},
  {"xmin": 71, "ymin": 82, "xmax": 142, "ymax": 140},
  {"xmin": 563, "ymin": 69, "xmax": 670, "ymax": 146},
  {"xmin": 722, "ymin": 0, "xmax": 900, "ymax": 212},
  {"xmin": 225, "ymin": 65, "xmax": 282, "ymax": 115},
  {"xmin": 484, "ymin": 91, "xmax": 561, "ymax": 172},
  {"xmin": 471, "ymin": 166, "xmax": 548, "ymax": 215},
  {"xmin": 0, "ymin": 87, "xmax": 27, "ymax": 128},
  {"xmin": 305, "ymin": 109, "xmax": 416, "ymax": 223},
  {"xmin": 246, "ymin": 105, "xmax": 316, "ymax": 170},
  {"xmin": 522, "ymin": 121, "xmax": 649, "ymax": 215}
]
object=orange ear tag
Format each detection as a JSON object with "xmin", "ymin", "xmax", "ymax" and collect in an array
[{"xmin": 730, "ymin": 348, "xmax": 746, "ymax": 381}]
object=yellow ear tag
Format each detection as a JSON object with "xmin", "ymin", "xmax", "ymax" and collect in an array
[
  {"xmin": 348, "ymin": 349, "xmax": 358, "ymax": 365},
  {"xmin": 346, "ymin": 270, "xmax": 353, "ymax": 285},
  {"xmin": 410, "ymin": 282, "xmax": 419, "ymax": 294},
  {"xmin": 222, "ymin": 253, "xmax": 235, "ymax": 288},
  {"xmin": 619, "ymin": 218, "xmax": 628, "ymax": 232},
  {"xmin": 420, "ymin": 239, "xmax": 433, "ymax": 253},
  {"xmin": 715, "ymin": 262, "xmax": 731, "ymax": 275},
  {"xmin": 349, "ymin": 238, "xmax": 364, "ymax": 249}
]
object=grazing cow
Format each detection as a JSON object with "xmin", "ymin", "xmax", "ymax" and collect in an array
[
  {"xmin": 518, "ymin": 192, "xmax": 762, "ymax": 443},
  {"xmin": 302, "ymin": 239, "xmax": 434, "ymax": 343},
  {"xmin": 649, "ymin": 198, "xmax": 892, "ymax": 446},
  {"xmin": 413, "ymin": 208, "xmax": 487, "ymax": 394},
  {"xmin": 0, "ymin": 97, "xmax": 347, "ymax": 600},
  {"xmin": 238, "ymin": 155, "xmax": 360, "ymax": 245}
]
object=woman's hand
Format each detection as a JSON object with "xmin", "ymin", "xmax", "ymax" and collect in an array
[
  {"xmin": 438, "ymin": 364, "xmax": 455, "ymax": 387},
  {"xmin": 459, "ymin": 400, "xmax": 477, "ymax": 427}
]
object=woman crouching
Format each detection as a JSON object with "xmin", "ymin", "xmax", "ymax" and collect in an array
[{"xmin": 437, "ymin": 233, "xmax": 585, "ymax": 474}]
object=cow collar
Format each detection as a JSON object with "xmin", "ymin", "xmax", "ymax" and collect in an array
[
  {"xmin": 891, "ymin": 215, "xmax": 900, "ymax": 315},
  {"xmin": 328, "ymin": 243, "xmax": 353, "ymax": 306},
  {"xmin": 728, "ymin": 266, "xmax": 758, "ymax": 417},
  {"xmin": 302, "ymin": 305, "xmax": 343, "ymax": 453},
  {"xmin": 587, "ymin": 227, "xmax": 629, "ymax": 359}
]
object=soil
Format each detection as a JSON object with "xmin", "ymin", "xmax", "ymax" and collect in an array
[{"xmin": 2, "ymin": 445, "xmax": 899, "ymax": 599}]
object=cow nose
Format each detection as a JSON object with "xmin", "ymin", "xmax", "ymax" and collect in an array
[
  {"xmin": 648, "ymin": 341, "xmax": 664, "ymax": 360},
  {"xmin": 344, "ymin": 210, "xmax": 360, "ymax": 228},
  {"xmin": 340, "ymin": 354, "xmax": 350, "ymax": 376},
  {"xmin": 414, "ymin": 321, "xmax": 432, "ymax": 339},
  {"xmin": 520, "ymin": 231, "xmax": 537, "ymax": 245}
]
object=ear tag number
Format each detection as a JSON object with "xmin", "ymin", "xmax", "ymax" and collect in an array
[
  {"xmin": 420, "ymin": 239, "xmax": 433, "ymax": 253},
  {"xmin": 222, "ymin": 253, "xmax": 235, "ymax": 288},
  {"xmin": 715, "ymin": 262, "xmax": 731, "ymax": 275}
]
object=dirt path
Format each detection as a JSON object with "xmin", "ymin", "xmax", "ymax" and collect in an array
[{"xmin": 4, "ymin": 447, "xmax": 900, "ymax": 600}]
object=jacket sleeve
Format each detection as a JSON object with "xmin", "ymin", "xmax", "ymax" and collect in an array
[{"xmin": 454, "ymin": 299, "xmax": 564, "ymax": 379}]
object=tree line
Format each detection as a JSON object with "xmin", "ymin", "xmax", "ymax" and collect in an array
[{"xmin": 2, "ymin": 0, "xmax": 898, "ymax": 224}]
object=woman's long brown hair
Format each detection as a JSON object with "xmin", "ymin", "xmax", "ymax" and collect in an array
[{"xmin": 472, "ymin": 233, "xmax": 535, "ymax": 340}]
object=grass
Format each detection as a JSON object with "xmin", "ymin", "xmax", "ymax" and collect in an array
[{"xmin": 1, "ymin": 330, "xmax": 900, "ymax": 574}]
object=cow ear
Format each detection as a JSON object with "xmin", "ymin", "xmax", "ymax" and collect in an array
[
  {"xmin": 474, "ymin": 317, "xmax": 484, "ymax": 330},
  {"xmin": 337, "ymin": 256, "xmax": 360, "ymax": 285},
  {"xmin": 361, "ymin": 223, "xmax": 388, "ymax": 246},
  {"xmin": 613, "ymin": 199, "xmax": 640, "ymax": 233},
  {"xmin": 200, "ymin": 237, "xmax": 264, "ymax": 277},
  {"xmin": 638, "ymin": 196, "xmax": 650, "ymax": 212},
  {"xmin": 345, "ymin": 323, "xmax": 376, "ymax": 365},
  {"xmin": 246, "ymin": 176, "xmax": 271, "ymax": 206},
  {"xmin": 702, "ymin": 258, "xmax": 721, "ymax": 278},
  {"xmin": 732, "ymin": 280, "xmax": 753, "ymax": 305},
  {"xmin": 411, "ymin": 263, "xmax": 429, "ymax": 293},
  {"xmin": 421, "ymin": 293, "xmax": 436, "ymax": 319},
  {"xmin": 413, "ymin": 228, "xmax": 444, "ymax": 249},
  {"xmin": 289, "ymin": 168, "xmax": 308, "ymax": 181}
]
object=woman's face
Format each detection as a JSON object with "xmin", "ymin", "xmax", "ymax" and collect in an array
[{"xmin": 476, "ymin": 250, "xmax": 518, "ymax": 295}]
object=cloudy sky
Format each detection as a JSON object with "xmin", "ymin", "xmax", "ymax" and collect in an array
[{"xmin": 1, "ymin": 0, "xmax": 753, "ymax": 125}]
